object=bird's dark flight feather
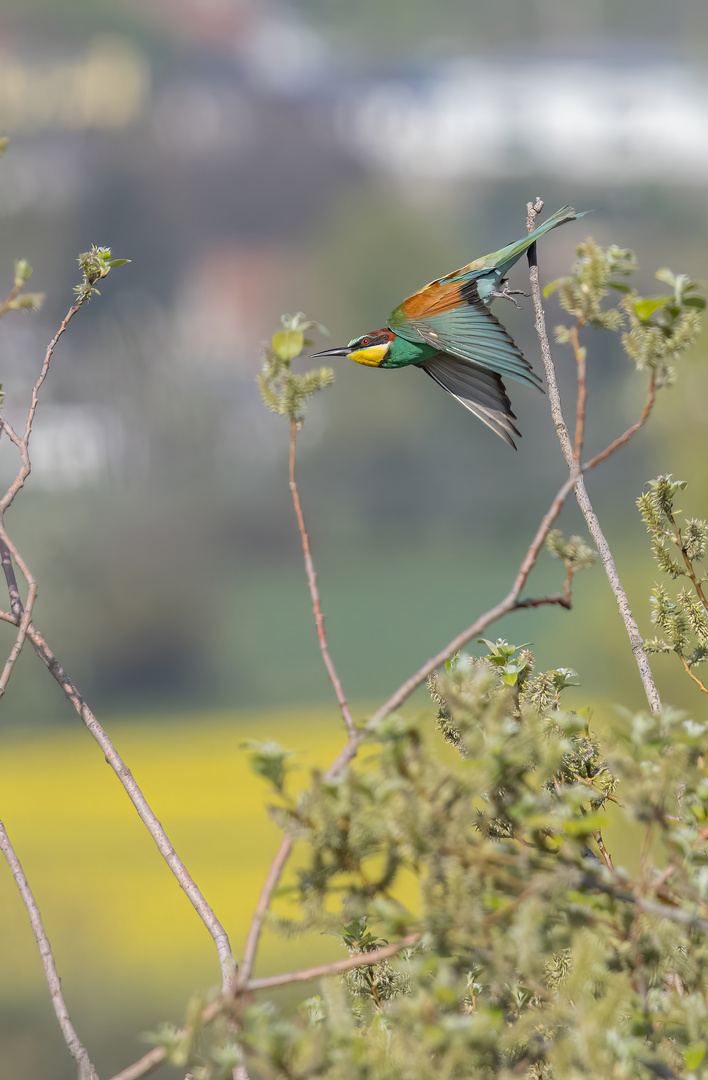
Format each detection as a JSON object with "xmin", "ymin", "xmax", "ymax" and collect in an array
[{"xmin": 418, "ymin": 354, "xmax": 522, "ymax": 448}]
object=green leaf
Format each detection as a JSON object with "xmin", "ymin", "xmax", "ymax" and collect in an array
[
  {"xmin": 607, "ymin": 281, "xmax": 633, "ymax": 294},
  {"xmin": 562, "ymin": 812, "xmax": 609, "ymax": 835},
  {"xmin": 655, "ymin": 267, "xmax": 676, "ymax": 287},
  {"xmin": 0, "ymin": 136, "xmax": 8, "ymax": 158},
  {"xmin": 685, "ymin": 1042, "xmax": 706, "ymax": 1070},
  {"xmin": 272, "ymin": 329, "xmax": 304, "ymax": 362},
  {"xmin": 633, "ymin": 297, "xmax": 668, "ymax": 321},
  {"xmin": 543, "ymin": 279, "xmax": 562, "ymax": 298},
  {"xmin": 684, "ymin": 296, "xmax": 706, "ymax": 310},
  {"xmin": 107, "ymin": 258, "xmax": 131, "ymax": 269}
]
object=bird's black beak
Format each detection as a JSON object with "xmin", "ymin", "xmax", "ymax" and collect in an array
[{"xmin": 310, "ymin": 346, "xmax": 351, "ymax": 358}]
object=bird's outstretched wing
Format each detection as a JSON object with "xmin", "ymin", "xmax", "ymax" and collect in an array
[
  {"xmin": 389, "ymin": 277, "xmax": 541, "ymax": 390},
  {"xmin": 418, "ymin": 353, "xmax": 522, "ymax": 447}
]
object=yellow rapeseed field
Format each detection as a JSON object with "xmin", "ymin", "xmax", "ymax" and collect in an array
[
  {"xmin": 0, "ymin": 708, "xmax": 358, "ymax": 1014},
  {"xmin": 0, "ymin": 702, "xmax": 636, "ymax": 1024}
]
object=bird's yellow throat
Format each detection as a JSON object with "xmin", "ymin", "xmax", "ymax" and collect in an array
[{"xmin": 347, "ymin": 344, "xmax": 388, "ymax": 367}]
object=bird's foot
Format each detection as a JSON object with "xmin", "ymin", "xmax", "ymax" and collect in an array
[{"xmin": 489, "ymin": 285, "xmax": 530, "ymax": 308}]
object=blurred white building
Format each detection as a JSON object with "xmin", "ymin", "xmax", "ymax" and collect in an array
[{"xmin": 336, "ymin": 57, "xmax": 708, "ymax": 185}]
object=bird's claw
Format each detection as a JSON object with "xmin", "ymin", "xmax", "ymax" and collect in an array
[{"xmin": 489, "ymin": 286, "xmax": 530, "ymax": 309}]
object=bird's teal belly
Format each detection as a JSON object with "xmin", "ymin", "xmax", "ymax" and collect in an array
[{"xmin": 380, "ymin": 334, "xmax": 438, "ymax": 369}]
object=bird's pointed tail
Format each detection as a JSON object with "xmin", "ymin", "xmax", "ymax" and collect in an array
[{"xmin": 491, "ymin": 205, "xmax": 590, "ymax": 278}]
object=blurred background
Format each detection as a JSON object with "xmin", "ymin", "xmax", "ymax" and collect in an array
[{"xmin": 0, "ymin": 0, "xmax": 706, "ymax": 1076}]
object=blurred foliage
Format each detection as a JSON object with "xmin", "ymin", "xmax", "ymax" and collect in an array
[
  {"xmin": 152, "ymin": 641, "xmax": 708, "ymax": 1079},
  {"xmin": 638, "ymin": 476, "xmax": 708, "ymax": 693},
  {"xmin": 548, "ymin": 243, "xmax": 704, "ymax": 388}
]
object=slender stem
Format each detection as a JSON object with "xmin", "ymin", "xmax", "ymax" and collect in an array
[
  {"xmin": 0, "ymin": 526, "xmax": 36, "ymax": 699},
  {"xmin": 289, "ymin": 421, "xmax": 356, "ymax": 740},
  {"xmin": 245, "ymin": 933, "xmax": 419, "ymax": 992},
  {"xmin": 583, "ymin": 370, "xmax": 656, "ymax": 471},
  {"xmin": 0, "ymin": 277, "xmax": 25, "ymax": 321},
  {"xmin": 108, "ymin": 934, "xmax": 419, "ymax": 1080},
  {"xmin": 668, "ymin": 512, "xmax": 708, "ymax": 610},
  {"xmin": 0, "ymin": 540, "xmax": 236, "ymax": 994},
  {"xmin": 594, "ymin": 830, "xmax": 615, "ymax": 870},
  {"xmin": 323, "ymin": 470, "xmax": 580, "ymax": 781},
  {"xmin": 21, "ymin": 620, "xmax": 236, "ymax": 992},
  {"xmin": 0, "ymin": 298, "xmax": 235, "ymax": 991},
  {"xmin": 0, "ymin": 304, "xmax": 80, "ymax": 516},
  {"xmin": 679, "ymin": 653, "xmax": 708, "ymax": 694},
  {"xmin": 526, "ymin": 197, "xmax": 661, "ymax": 715},
  {"xmin": 0, "ymin": 818, "xmax": 98, "ymax": 1079},
  {"xmin": 570, "ymin": 318, "xmax": 586, "ymax": 463},
  {"xmin": 238, "ymin": 833, "xmax": 293, "ymax": 983},
  {"xmin": 238, "ymin": 423, "xmax": 358, "ymax": 986}
]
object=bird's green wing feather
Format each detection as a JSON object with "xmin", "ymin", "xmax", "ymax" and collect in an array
[
  {"xmin": 389, "ymin": 278, "xmax": 541, "ymax": 389},
  {"xmin": 418, "ymin": 353, "xmax": 522, "ymax": 447}
]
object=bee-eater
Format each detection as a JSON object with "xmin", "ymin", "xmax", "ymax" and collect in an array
[{"xmin": 313, "ymin": 205, "xmax": 587, "ymax": 447}]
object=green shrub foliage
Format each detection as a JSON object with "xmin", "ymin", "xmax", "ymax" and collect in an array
[{"xmin": 154, "ymin": 641, "xmax": 708, "ymax": 1079}]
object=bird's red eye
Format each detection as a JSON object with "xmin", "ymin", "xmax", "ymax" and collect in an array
[{"xmin": 361, "ymin": 337, "xmax": 370, "ymax": 346}]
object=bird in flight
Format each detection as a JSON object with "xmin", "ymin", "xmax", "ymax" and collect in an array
[{"xmin": 312, "ymin": 205, "xmax": 587, "ymax": 447}]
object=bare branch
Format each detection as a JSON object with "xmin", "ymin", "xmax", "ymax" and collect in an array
[
  {"xmin": 325, "ymin": 470, "xmax": 579, "ymax": 779},
  {"xmin": 583, "ymin": 370, "xmax": 656, "ymax": 471},
  {"xmin": 237, "ymin": 422, "xmax": 361, "ymax": 986},
  {"xmin": 0, "ymin": 526, "xmax": 36, "ymax": 699},
  {"xmin": 108, "ymin": 1046, "xmax": 168, "ymax": 1080},
  {"xmin": 289, "ymin": 420, "xmax": 356, "ymax": 740},
  {"xmin": 0, "ymin": 818, "xmax": 98, "ymax": 1080},
  {"xmin": 0, "ymin": 296, "xmax": 236, "ymax": 992},
  {"xmin": 244, "ymin": 933, "xmax": 420, "ymax": 992},
  {"xmin": 21, "ymin": 620, "xmax": 236, "ymax": 992},
  {"xmin": 0, "ymin": 303, "xmax": 80, "ymax": 516},
  {"xmin": 526, "ymin": 197, "xmax": 661, "ymax": 715},
  {"xmin": 679, "ymin": 653, "xmax": 708, "ymax": 694},
  {"xmin": 0, "ymin": 276, "xmax": 26, "ymax": 321},
  {"xmin": 570, "ymin": 319, "xmax": 587, "ymax": 463},
  {"xmin": 109, "ymin": 935, "xmax": 420, "ymax": 1080},
  {"xmin": 239, "ymin": 833, "xmax": 293, "ymax": 984}
]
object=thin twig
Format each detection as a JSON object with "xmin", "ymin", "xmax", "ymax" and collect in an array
[
  {"xmin": 324, "ymin": 469, "xmax": 580, "ymax": 780},
  {"xmin": 0, "ymin": 303, "xmax": 83, "ymax": 700},
  {"xmin": 289, "ymin": 420, "xmax": 356, "ymax": 740},
  {"xmin": 239, "ymin": 833, "xmax": 293, "ymax": 984},
  {"xmin": 244, "ymin": 933, "xmax": 420, "ymax": 992},
  {"xmin": 0, "ymin": 297, "xmax": 236, "ymax": 993},
  {"xmin": 234, "ymin": 419, "xmax": 361, "ymax": 989},
  {"xmin": 0, "ymin": 542, "xmax": 236, "ymax": 994},
  {"xmin": 0, "ymin": 303, "xmax": 80, "ymax": 516},
  {"xmin": 583, "ymin": 370, "xmax": 656, "ymax": 471},
  {"xmin": 0, "ymin": 276, "xmax": 25, "ymax": 321},
  {"xmin": 0, "ymin": 526, "xmax": 36, "ymax": 698},
  {"xmin": 108, "ymin": 934, "xmax": 419, "ymax": 1080},
  {"xmin": 0, "ymin": 818, "xmax": 98, "ymax": 1080},
  {"xmin": 24, "ymin": 620, "xmax": 237, "ymax": 992},
  {"xmin": 570, "ymin": 318, "xmax": 586, "ymax": 462},
  {"xmin": 666, "ymin": 510, "xmax": 708, "ymax": 610},
  {"xmin": 679, "ymin": 653, "xmax": 708, "ymax": 694},
  {"xmin": 594, "ymin": 830, "xmax": 615, "ymax": 870},
  {"xmin": 108, "ymin": 1046, "xmax": 168, "ymax": 1080},
  {"xmin": 514, "ymin": 591, "xmax": 571, "ymax": 611},
  {"xmin": 526, "ymin": 197, "xmax": 661, "ymax": 715}
]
